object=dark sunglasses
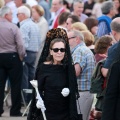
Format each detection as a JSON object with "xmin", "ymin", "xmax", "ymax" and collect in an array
[{"xmin": 51, "ymin": 48, "xmax": 66, "ymax": 53}]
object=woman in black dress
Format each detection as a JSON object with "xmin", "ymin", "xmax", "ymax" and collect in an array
[{"xmin": 27, "ymin": 28, "xmax": 79, "ymax": 120}]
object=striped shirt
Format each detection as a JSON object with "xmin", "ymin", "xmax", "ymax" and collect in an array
[
  {"xmin": 20, "ymin": 18, "xmax": 41, "ymax": 52},
  {"xmin": 97, "ymin": 21, "xmax": 110, "ymax": 38},
  {"xmin": 72, "ymin": 42, "xmax": 95, "ymax": 91}
]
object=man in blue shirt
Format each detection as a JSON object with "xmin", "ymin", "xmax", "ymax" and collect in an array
[{"xmin": 97, "ymin": 1, "xmax": 116, "ymax": 38}]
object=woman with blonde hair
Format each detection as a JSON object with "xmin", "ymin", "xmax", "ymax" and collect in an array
[
  {"xmin": 81, "ymin": 30, "xmax": 95, "ymax": 54},
  {"xmin": 71, "ymin": 22, "xmax": 88, "ymax": 31},
  {"xmin": 32, "ymin": 5, "xmax": 48, "ymax": 67}
]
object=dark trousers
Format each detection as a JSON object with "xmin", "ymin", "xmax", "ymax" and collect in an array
[
  {"xmin": 22, "ymin": 51, "xmax": 37, "ymax": 102},
  {"xmin": 0, "ymin": 53, "xmax": 23, "ymax": 115}
]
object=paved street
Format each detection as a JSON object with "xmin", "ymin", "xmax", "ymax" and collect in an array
[
  {"xmin": 1, "ymin": 95, "xmax": 27, "ymax": 120},
  {"xmin": 1, "ymin": 92, "xmax": 96, "ymax": 120},
  {"xmin": 1, "ymin": 106, "xmax": 27, "ymax": 120}
]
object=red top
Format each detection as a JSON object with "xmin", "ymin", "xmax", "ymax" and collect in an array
[{"xmin": 53, "ymin": 9, "xmax": 65, "ymax": 28}]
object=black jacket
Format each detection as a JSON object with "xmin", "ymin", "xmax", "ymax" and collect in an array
[{"xmin": 101, "ymin": 60, "xmax": 120, "ymax": 120}]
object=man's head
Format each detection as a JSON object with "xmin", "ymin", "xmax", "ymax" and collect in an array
[
  {"xmin": 111, "ymin": 17, "xmax": 120, "ymax": 42},
  {"xmin": 17, "ymin": 6, "xmax": 30, "ymax": 22},
  {"xmin": 73, "ymin": 0, "xmax": 84, "ymax": 16},
  {"xmin": 0, "ymin": 6, "xmax": 12, "ymax": 22},
  {"xmin": 101, "ymin": 1, "xmax": 116, "ymax": 18},
  {"xmin": 14, "ymin": 0, "xmax": 26, "ymax": 7},
  {"xmin": 66, "ymin": 15, "xmax": 80, "ymax": 31},
  {"xmin": 67, "ymin": 30, "xmax": 84, "ymax": 50},
  {"xmin": 52, "ymin": 0, "xmax": 63, "ymax": 12}
]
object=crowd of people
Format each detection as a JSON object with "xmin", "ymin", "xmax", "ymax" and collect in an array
[{"xmin": 0, "ymin": 0, "xmax": 120, "ymax": 120}]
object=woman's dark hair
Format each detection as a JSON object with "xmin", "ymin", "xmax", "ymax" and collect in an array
[
  {"xmin": 84, "ymin": 17, "xmax": 98, "ymax": 33},
  {"xmin": 63, "ymin": 0, "xmax": 70, "ymax": 10},
  {"xmin": 94, "ymin": 36, "xmax": 113, "ymax": 54},
  {"xmin": 46, "ymin": 38, "xmax": 66, "ymax": 63},
  {"xmin": 113, "ymin": 0, "xmax": 120, "ymax": 14},
  {"xmin": 58, "ymin": 12, "xmax": 71, "ymax": 25}
]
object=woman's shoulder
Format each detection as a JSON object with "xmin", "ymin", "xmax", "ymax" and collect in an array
[
  {"xmin": 38, "ymin": 62, "xmax": 52, "ymax": 69},
  {"xmin": 38, "ymin": 62, "xmax": 67, "ymax": 72},
  {"xmin": 36, "ymin": 62, "xmax": 51, "ymax": 73}
]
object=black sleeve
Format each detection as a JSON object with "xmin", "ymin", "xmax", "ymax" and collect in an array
[
  {"xmin": 101, "ymin": 62, "xmax": 120, "ymax": 120},
  {"xmin": 27, "ymin": 65, "xmax": 45, "ymax": 120},
  {"xmin": 36, "ymin": 67, "xmax": 46, "ymax": 94}
]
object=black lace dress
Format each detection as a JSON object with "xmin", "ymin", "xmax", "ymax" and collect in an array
[{"xmin": 27, "ymin": 63, "xmax": 70, "ymax": 120}]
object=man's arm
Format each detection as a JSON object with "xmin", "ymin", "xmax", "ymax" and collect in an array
[
  {"xmin": 101, "ymin": 67, "xmax": 108, "ymax": 77},
  {"xmin": 74, "ymin": 63, "xmax": 81, "ymax": 77},
  {"xmin": 72, "ymin": 48, "xmax": 86, "ymax": 77}
]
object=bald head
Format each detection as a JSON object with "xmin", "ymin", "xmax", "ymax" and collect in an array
[
  {"xmin": 111, "ymin": 17, "xmax": 120, "ymax": 32},
  {"xmin": 112, "ymin": 17, "xmax": 120, "ymax": 23}
]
